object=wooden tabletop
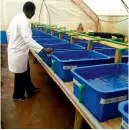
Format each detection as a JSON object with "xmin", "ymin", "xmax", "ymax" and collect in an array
[{"xmin": 30, "ymin": 50, "xmax": 121, "ymax": 129}]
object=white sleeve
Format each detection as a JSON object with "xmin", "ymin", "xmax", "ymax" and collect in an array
[{"xmin": 19, "ymin": 19, "xmax": 43, "ymax": 53}]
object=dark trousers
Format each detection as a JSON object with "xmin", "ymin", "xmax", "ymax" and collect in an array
[{"xmin": 13, "ymin": 62, "xmax": 35, "ymax": 98}]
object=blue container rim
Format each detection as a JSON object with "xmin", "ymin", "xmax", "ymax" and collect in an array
[
  {"xmin": 51, "ymin": 50, "xmax": 110, "ymax": 63},
  {"xmin": 118, "ymin": 100, "xmax": 128, "ymax": 119},
  {"xmin": 71, "ymin": 63, "xmax": 128, "ymax": 93},
  {"xmin": 94, "ymin": 48, "xmax": 129, "ymax": 58}
]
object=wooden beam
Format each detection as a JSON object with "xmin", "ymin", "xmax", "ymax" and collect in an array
[
  {"xmin": 44, "ymin": 28, "xmax": 47, "ymax": 33},
  {"xmin": 51, "ymin": 30, "xmax": 54, "ymax": 36},
  {"xmin": 74, "ymin": 109, "xmax": 83, "ymax": 129},
  {"xmin": 70, "ymin": 37, "xmax": 76, "ymax": 44},
  {"xmin": 59, "ymin": 32, "xmax": 63, "ymax": 39},
  {"xmin": 115, "ymin": 49, "xmax": 122, "ymax": 63},
  {"xmin": 87, "ymin": 40, "xmax": 93, "ymax": 50}
]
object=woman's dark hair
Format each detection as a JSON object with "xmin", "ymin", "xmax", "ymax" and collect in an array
[{"xmin": 23, "ymin": 1, "xmax": 36, "ymax": 12}]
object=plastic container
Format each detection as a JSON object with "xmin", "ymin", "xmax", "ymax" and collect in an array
[
  {"xmin": 75, "ymin": 39, "xmax": 88, "ymax": 43},
  {"xmin": 62, "ymin": 34, "xmax": 71, "ymax": 41},
  {"xmin": 54, "ymin": 31, "xmax": 59, "ymax": 37},
  {"xmin": 94, "ymin": 48, "xmax": 128, "ymax": 63},
  {"xmin": 47, "ymin": 29, "xmax": 51, "ymax": 34},
  {"xmin": 51, "ymin": 50, "xmax": 109, "ymax": 82},
  {"xmin": 38, "ymin": 44, "xmax": 85, "ymax": 66},
  {"xmin": 118, "ymin": 100, "xmax": 129, "ymax": 129},
  {"xmin": 33, "ymin": 35, "xmax": 53, "ymax": 39},
  {"xmin": 34, "ymin": 36, "xmax": 58, "ymax": 41},
  {"xmin": 38, "ymin": 39, "xmax": 69, "ymax": 45},
  {"xmin": 0, "ymin": 31, "xmax": 8, "ymax": 44},
  {"xmin": 77, "ymin": 42, "xmax": 113, "ymax": 50},
  {"xmin": 71, "ymin": 63, "xmax": 128, "ymax": 121}
]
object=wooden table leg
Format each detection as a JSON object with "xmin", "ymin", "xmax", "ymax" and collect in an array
[
  {"xmin": 51, "ymin": 30, "xmax": 54, "ymax": 36},
  {"xmin": 40, "ymin": 28, "xmax": 42, "ymax": 31},
  {"xmin": 115, "ymin": 49, "xmax": 122, "ymax": 63},
  {"xmin": 44, "ymin": 28, "xmax": 47, "ymax": 33},
  {"xmin": 87, "ymin": 40, "xmax": 93, "ymax": 50},
  {"xmin": 32, "ymin": 55, "xmax": 38, "ymax": 64},
  {"xmin": 70, "ymin": 37, "xmax": 75, "ymax": 44},
  {"xmin": 74, "ymin": 109, "xmax": 83, "ymax": 129},
  {"xmin": 59, "ymin": 32, "xmax": 63, "ymax": 39}
]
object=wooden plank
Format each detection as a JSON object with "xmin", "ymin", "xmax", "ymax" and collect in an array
[
  {"xmin": 115, "ymin": 49, "xmax": 123, "ymax": 63},
  {"xmin": 59, "ymin": 33, "xmax": 63, "ymax": 39},
  {"xmin": 100, "ymin": 41, "xmax": 127, "ymax": 49},
  {"xmin": 72, "ymin": 36, "xmax": 93, "ymax": 41},
  {"xmin": 51, "ymin": 30, "xmax": 54, "ymax": 36},
  {"xmin": 106, "ymin": 118, "xmax": 121, "ymax": 129},
  {"xmin": 74, "ymin": 109, "xmax": 83, "ymax": 129},
  {"xmin": 64, "ymin": 82, "xmax": 73, "ymax": 92}
]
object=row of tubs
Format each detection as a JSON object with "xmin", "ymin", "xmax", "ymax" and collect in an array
[{"xmin": 32, "ymin": 28, "xmax": 128, "ymax": 128}]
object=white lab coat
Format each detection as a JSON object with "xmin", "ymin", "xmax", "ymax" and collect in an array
[{"xmin": 7, "ymin": 12, "xmax": 43, "ymax": 73}]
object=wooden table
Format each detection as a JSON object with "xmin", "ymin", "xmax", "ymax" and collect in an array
[
  {"xmin": 30, "ymin": 50, "xmax": 122, "ymax": 129},
  {"xmin": 71, "ymin": 35, "xmax": 128, "ymax": 63}
]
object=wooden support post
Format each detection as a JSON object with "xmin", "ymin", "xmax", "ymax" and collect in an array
[
  {"xmin": 44, "ymin": 28, "xmax": 47, "ymax": 33},
  {"xmin": 59, "ymin": 32, "xmax": 63, "ymax": 39},
  {"xmin": 33, "ymin": 56, "xmax": 38, "ymax": 64},
  {"xmin": 87, "ymin": 40, "xmax": 93, "ymax": 50},
  {"xmin": 74, "ymin": 109, "xmax": 83, "ymax": 129},
  {"xmin": 40, "ymin": 28, "xmax": 42, "ymax": 31},
  {"xmin": 115, "ymin": 49, "xmax": 122, "ymax": 63},
  {"xmin": 51, "ymin": 30, "xmax": 54, "ymax": 36},
  {"xmin": 70, "ymin": 37, "xmax": 75, "ymax": 44}
]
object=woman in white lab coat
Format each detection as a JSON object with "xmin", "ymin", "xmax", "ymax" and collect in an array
[{"xmin": 7, "ymin": 1, "xmax": 53, "ymax": 101}]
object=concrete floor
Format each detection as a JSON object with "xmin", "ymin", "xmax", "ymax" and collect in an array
[{"xmin": 1, "ymin": 53, "xmax": 75, "ymax": 129}]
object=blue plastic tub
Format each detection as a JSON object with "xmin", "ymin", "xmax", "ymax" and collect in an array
[
  {"xmin": 0, "ymin": 31, "xmax": 8, "ymax": 44},
  {"xmin": 75, "ymin": 39, "xmax": 88, "ymax": 43},
  {"xmin": 62, "ymin": 34, "xmax": 71, "ymax": 41},
  {"xmin": 118, "ymin": 100, "xmax": 129, "ymax": 129},
  {"xmin": 71, "ymin": 63, "xmax": 128, "ymax": 122},
  {"xmin": 77, "ymin": 42, "xmax": 112, "ymax": 50},
  {"xmin": 47, "ymin": 29, "xmax": 51, "ymax": 34},
  {"xmin": 38, "ymin": 44, "xmax": 85, "ymax": 66},
  {"xmin": 38, "ymin": 39, "xmax": 69, "ymax": 45},
  {"xmin": 94, "ymin": 48, "xmax": 128, "ymax": 63},
  {"xmin": 35, "ymin": 38, "xmax": 60, "ymax": 44},
  {"xmin": 33, "ymin": 34, "xmax": 54, "ymax": 39},
  {"xmin": 34, "ymin": 36, "xmax": 58, "ymax": 41},
  {"xmin": 54, "ymin": 31, "xmax": 59, "ymax": 37},
  {"xmin": 32, "ymin": 34, "xmax": 55, "ymax": 39},
  {"xmin": 51, "ymin": 50, "xmax": 109, "ymax": 82}
]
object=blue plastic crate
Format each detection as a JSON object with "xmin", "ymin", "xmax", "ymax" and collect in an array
[
  {"xmin": 71, "ymin": 63, "xmax": 128, "ymax": 122},
  {"xmin": 51, "ymin": 50, "xmax": 109, "ymax": 82},
  {"xmin": 34, "ymin": 36, "xmax": 58, "ymax": 41},
  {"xmin": 38, "ymin": 39, "xmax": 69, "ymax": 45},
  {"xmin": 54, "ymin": 31, "xmax": 59, "ymax": 37},
  {"xmin": 77, "ymin": 42, "xmax": 113, "ymax": 50},
  {"xmin": 33, "ymin": 34, "xmax": 54, "ymax": 38},
  {"xmin": 47, "ymin": 29, "xmax": 51, "ymax": 34},
  {"xmin": 38, "ymin": 44, "xmax": 85, "ymax": 66},
  {"xmin": 75, "ymin": 39, "xmax": 88, "ymax": 43},
  {"xmin": 33, "ymin": 35, "xmax": 52, "ymax": 39},
  {"xmin": 62, "ymin": 34, "xmax": 71, "ymax": 41},
  {"xmin": 118, "ymin": 100, "xmax": 129, "ymax": 129},
  {"xmin": 0, "ymin": 31, "xmax": 8, "ymax": 44},
  {"xmin": 94, "ymin": 48, "xmax": 128, "ymax": 63}
]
